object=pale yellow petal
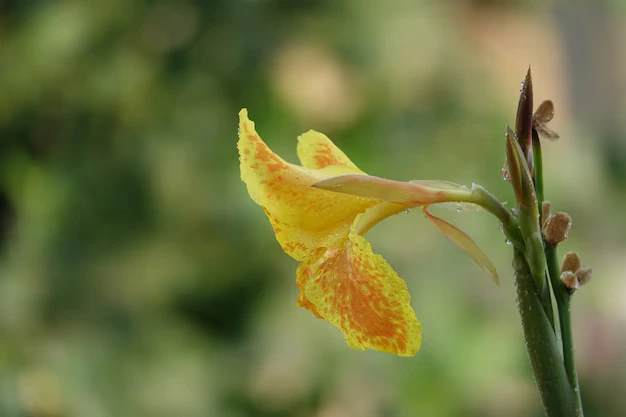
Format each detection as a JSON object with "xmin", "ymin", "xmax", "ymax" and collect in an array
[
  {"xmin": 424, "ymin": 208, "xmax": 499, "ymax": 284},
  {"xmin": 352, "ymin": 202, "xmax": 407, "ymax": 236}
]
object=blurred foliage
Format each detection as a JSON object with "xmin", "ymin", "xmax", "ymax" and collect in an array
[{"xmin": 0, "ymin": 1, "xmax": 625, "ymax": 416}]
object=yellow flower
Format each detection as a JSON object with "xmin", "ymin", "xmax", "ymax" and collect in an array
[{"xmin": 238, "ymin": 109, "xmax": 497, "ymax": 356}]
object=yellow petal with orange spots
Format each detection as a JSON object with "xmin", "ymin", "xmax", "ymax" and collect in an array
[
  {"xmin": 297, "ymin": 228, "xmax": 422, "ymax": 356},
  {"xmin": 238, "ymin": 109, "xmax": 377, "ymax": 260},
  {"xmin": 297, "ymin": 130, "xmax": 362, "ymax": 171}
]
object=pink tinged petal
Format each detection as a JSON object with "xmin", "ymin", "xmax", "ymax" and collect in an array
[
  {"xmin": 424, "ymin": 208, "xmax": 499, "ymax": 285},
  {"xmin": 409, "ymin": 181, "xmax": 481, "ymax": 213},
  {"xmin": 312, "ymin": 175, "xmax": 472, "ymax": 206}
]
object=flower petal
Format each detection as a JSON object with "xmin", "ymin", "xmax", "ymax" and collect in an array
[
  {"xmin": 313, "ymin": 174, "xmax": 473, "ymax": 206},
  {"xmin": 238, "ymin": 109, "xmax": 377, "ymax": 260},
  {"xmin": 352, "ymin": 202, "xmax": 407, "ymax": 236},
  {"xmin": 297, "ymin": 130, "xmax": 362, "ymax": 171},
  {"xmin": 297, "ymin": 229, "xmax": 422, "ymax": 356},
  {"xmin": 533, "ymin": 100, "xmax": 555, "ymax": 125},
  {"xmin": 424, "ymin": 208, "xmax": 499, "ymax": 284}
]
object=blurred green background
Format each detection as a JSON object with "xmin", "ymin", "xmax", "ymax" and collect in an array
[{"xmin": 1, "ymin": 1, "xmax": 625, "ymax": 416}]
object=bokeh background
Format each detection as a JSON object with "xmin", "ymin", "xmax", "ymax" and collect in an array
[{"xmin": 0, "ymin": 1, "xmax": 625, "ymax": 416}]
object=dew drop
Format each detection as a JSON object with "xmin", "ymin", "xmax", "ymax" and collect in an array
[
  {"xmin": 499, "ymin": 224, "xmax": 504, "ymax": 232},
  {"xmin": 505, "ymin": 239, "xmax": 512, "ymax": 245},
  {"xmin": 403, "ymin": 208, "xmax": 409, "ymax": 214}
]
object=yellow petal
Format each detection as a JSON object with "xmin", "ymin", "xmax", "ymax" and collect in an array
[
  {"xmin": 424, "ymin": 208, "xmax": 499, "ymax": 284},
  {"xmin": 352, "ymin": 202, "xmax": 407, "ymax": 236},
  {"xmin": 297, "ymin": 130, "xmax": 362, "ymax": 171},
  {"xmin": 238, "ymin": 109, "xmax": 377, "ymax": 260},
  {"xmin": 297, "ymin": 230, "xmax": 422, "ymax": 356}
]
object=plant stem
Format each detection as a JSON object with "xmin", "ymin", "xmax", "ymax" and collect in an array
[
  {"xmin": 469, "ymin": 184, "xmax": 524, "ymax": 248},
  {"xmin": 512, "ymin": 250, "xmax": 578, "ymax": 417},
  {"xmin": 532, "ymin": 130, "xmax": 545, "ymax": 225},
  {"xmin": 533, "ymin": 132, "xmax": 579, "ymax": 413},
  {"xmin": 545, "ymin": 243, "xmax": 584, "ymax": 416},
  {"xmin": 531, "ymin": 131, "xmax": 555, "ymax": 331}
]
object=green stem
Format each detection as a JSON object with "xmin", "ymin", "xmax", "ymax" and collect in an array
[
  {"xmin": 545, "ymin": 243, "xmax": 584, "ymax": 416},
  {"xmin": 513, "ymin": 250, "xmax": 577, "ymax": 417},
  {"xmin": 532, "ymin": 129, "xmax": 545, "ymax": 224},
  {"xmin": 531, "ymin": 131, "xmax": 555, "ymax": 331},
  {"xmin": 469, "ymin": 184, "xmax": 524, "ymax": 249}
]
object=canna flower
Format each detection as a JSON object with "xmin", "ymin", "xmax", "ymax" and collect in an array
[{"xmin": 238, "ymin": 109, "xmax": 497, "ymax": 356}]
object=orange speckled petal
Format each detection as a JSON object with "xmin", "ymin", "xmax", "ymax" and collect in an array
[
  {"xmin": 297, "ymin": 130, "xmax": 362, "ymax": 171},
  {"xmin": 298, "ymin": 230, "xmax": 422, "ymax": 356},
  {"xmin": 238, "ymin": 109, "xmax": 377, "ymax": 260}
]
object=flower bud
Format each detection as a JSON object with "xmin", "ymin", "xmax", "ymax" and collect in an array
[
  {"xmin": 542, "ymin": 212, "xmax": 572, "ymax": 244},
  {"xmin": 575, "ymin": 266, "xmax": 593, "ymax": 286},
  {"xmin": 561, "ymin": 251, "xmax": 582, "ymax": 274},
  {"xmin": 515, "ymin": 68, "xmax": 533, "ymax": 161},
  {"xmin": 560, "ymin": 270, "xmax": 579, "ymax": 290}
]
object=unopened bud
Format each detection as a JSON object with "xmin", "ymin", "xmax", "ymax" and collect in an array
[
  {"xmin": 575, "ymin": 266, "xmax": 593, "ymax": 286},
  {"xmin": 541, "ymin": 201, "xmax": 551, "ymax": 228},
  {"xmin": 560, "ymin": 270, "xmax": 579, "ymax": 290},
  {"xmin": 542, "ymin": 212, "xmax": 572, "ymax": 244},
  {"xmin": 561, "ymin": 251, "xmax": 582, "ymax": 273}
]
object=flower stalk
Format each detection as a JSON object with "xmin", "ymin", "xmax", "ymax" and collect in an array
[
  {"xmin": 513, "ymin": 249, "xmax": 577, "ymax": 417},
  {"xmin": 510, "ymin": 69, "xmax": 584, "ymax": 417},
  {"xmin": 546, "ymin": 241, "xmax": 584, "ymax": 416}
]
